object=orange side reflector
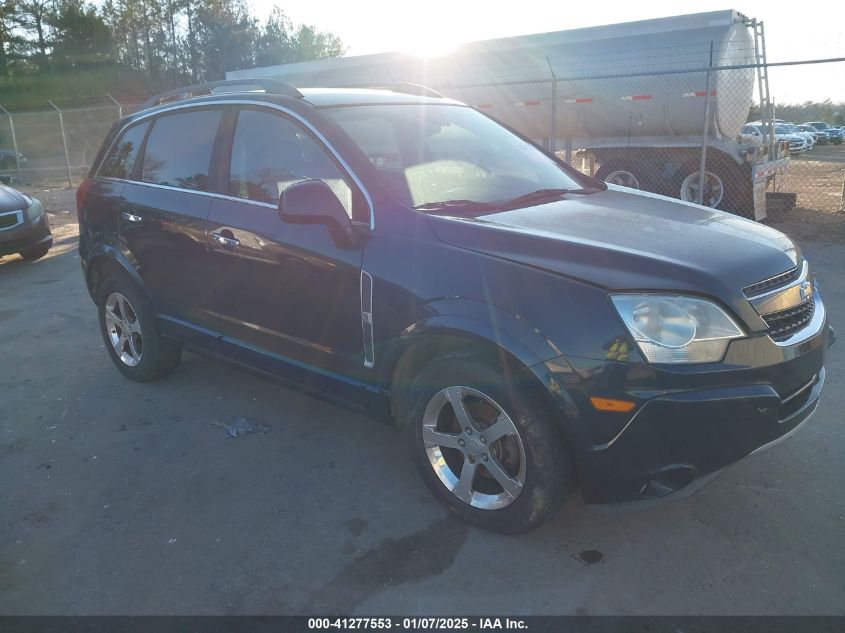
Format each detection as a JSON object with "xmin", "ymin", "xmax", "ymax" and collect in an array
[{"xmin": 590, "ymin": 397, "xmax": 636, "ymax": 413}]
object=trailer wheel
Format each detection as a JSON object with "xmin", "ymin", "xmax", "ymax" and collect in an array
[
  {"xmin": 679, "ymin": 163, "xmax": 754, "ymax": 219},
  {"xmin": 595, "ymin": 163, "xmax": 651, "ymax": 190},
  {"xmin": 679, "ymin": 170, "xmax": 725, "ymax": 208}
]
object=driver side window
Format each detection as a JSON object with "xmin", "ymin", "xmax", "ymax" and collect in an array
[{"xmin": 228, "ymin": 109, "xmax": 357, "ymax": 218}]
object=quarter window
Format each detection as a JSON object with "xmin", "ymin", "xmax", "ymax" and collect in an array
[
  {"xmin": 228, "ymin": 109, "xmax": 355, "ymax": 217},
  {"xmin": 141, "ymin": 109, "xmax": 223, "ymax": 191},
  {"xmin": 99, "ymin": 121, "xmax": 150, "ymax": 179}
]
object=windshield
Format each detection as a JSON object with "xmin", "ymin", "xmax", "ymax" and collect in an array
[{"xmin": 323, "ymin": 104, "xmax": 590, "ymax": 211}]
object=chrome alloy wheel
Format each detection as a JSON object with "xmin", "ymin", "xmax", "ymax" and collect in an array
[
  {"xmin": 422, "ymin": 386, "xmax": 526, "ymax": 510},
  {"xmin": 104, "ymin": 292, "xmax": 143, "ymax": 367},
  {"xmin": 604, "ymin": 170, "xmax": 641, "ymax": 189}
]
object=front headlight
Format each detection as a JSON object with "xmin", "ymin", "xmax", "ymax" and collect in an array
[
  {"xmin": 25, "ymin": 198, "xmax": 44, "ymax": 222},
  {"xmin": 611, "ymin": 294, "xmax": 744, "ymax": 364}
]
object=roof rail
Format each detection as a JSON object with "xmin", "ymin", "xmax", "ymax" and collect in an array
[
  {"xmin": 141, "ymin": 79, "xmax": 303, "ymax": 110},
  {"xmin": 334, "ymin": 83, "xmax": 444, "ymax": 98}
]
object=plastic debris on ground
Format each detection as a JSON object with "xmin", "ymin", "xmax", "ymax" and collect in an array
[{"xmin": 212, "ymin": 416, "xmax": 270, "ymax": 438}]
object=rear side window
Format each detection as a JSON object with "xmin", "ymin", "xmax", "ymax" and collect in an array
[
  {"xmin": 142, "ymin": 109, "xmax": 223, "ymax": 191},
  {"xmin": 99, "ymin": 121, "xmax": 149, "ymax": 179},
  {"xmin": 228, "ymin": 109, "xmax": 356, "ymax": 217}
]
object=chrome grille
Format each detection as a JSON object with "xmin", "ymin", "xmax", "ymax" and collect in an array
[
  {"xmin": 762, "ymin": 300, "xmax": 815, "ymax": 342},
  {"xmin": 742, "ymin": 264, "xmax": 801, "ymax": 298},
  {"xmin": 0, "ymin": 210, "xmax": 23, "ymax": 231},
  {"xmin": 744, "ymin": 261, "xmax": 816, "ymax": 343}
]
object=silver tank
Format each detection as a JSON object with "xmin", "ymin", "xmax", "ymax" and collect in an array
[{"xmin": 229, "ymin": 10, "xmax": 756, "ymax": 142}]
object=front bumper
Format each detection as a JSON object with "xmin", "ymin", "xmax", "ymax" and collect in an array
[
  {"xmin": 544, "ymin": 299, "xmax": 831, "ymax": 506},
  {"xmin": 0, "ymin": 211, "xmax": 52, "ymax": 256},
  {"xmin": 580, "ymin": 365, "xmax": 825, "ymax": 505}
]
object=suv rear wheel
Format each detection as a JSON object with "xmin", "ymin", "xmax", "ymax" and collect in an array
[
  {"xmin": 405, "ymin": 352, "xmax": 569, "ymax": 533},
  {"xmin": 97, "ymin": 274, "xmax": 181, "ymax": 382}
]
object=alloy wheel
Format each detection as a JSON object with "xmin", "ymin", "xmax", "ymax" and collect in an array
[
  {"xmin": 104, "ymin": 292, "xmax": 143, "ymax": 367},
  {"xmin": 422, "ymin": 386, "xmax": 526, "ymax": 510}
]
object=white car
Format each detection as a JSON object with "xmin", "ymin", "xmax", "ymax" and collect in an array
[
  {"xmin": 739, "ymin": 124, "xmax": 765, "ymax": 145},
  {"xmin": 782, "ymin": 123, "xmax": 816, "ymax": 149},
  {"xmin": 740, "ymin": 123, "xmax": 809, "ymax": 153},
  {"xmin": 797, "ymin": 124, "xmax": 821, "ymax": 144}
]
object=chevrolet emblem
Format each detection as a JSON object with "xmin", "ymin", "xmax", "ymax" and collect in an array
[{"xmin": 799, "ymin": 280, "xmax": 813, "ymax": 302}]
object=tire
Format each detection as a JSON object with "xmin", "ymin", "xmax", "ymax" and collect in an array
[
  {"xmin": 19, "ymin": 245, "xmax": 50, "ymax": 261},
  {"xmin": 679, "ymin": 161, "xmax": 754, "ymax": 219},
  {"xmin": 97, "ymin": 273, "xmax": 181, "ymax": 382},
  {"xmin": 594, "ymin": 161, "xmax": 651, "ymax": 191},
  {"xmin": 405, "ymin": 351, "xmax": 569, "ymax": 534}
]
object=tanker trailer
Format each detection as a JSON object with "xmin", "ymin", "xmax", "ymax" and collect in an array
[{"xmin": 229, "ymin": 10, "xmax": 787, "ymax": 220}]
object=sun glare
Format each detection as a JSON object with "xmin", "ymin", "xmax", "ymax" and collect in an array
[{"xmin": 401, "ymin": 37, "xmax": 461, "ymax": 58}]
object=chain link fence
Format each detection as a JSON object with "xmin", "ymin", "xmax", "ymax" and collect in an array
[
  {"xmin": 0, "ymin": 95, "xmax": 147, "ymax": 187},
  {"xmin": 1, "ymin": 59, "xmax": 843, "ymax": 220},
  {"xmin": 434, "ymin": 57, "xmax": 845, "ymax": 219}
]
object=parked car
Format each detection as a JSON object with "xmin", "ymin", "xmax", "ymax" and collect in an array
[
  {"xmin": 797, "ymin": 124, "xmax": 822, "ymax": 144},
  {"xmin": 739, "ymin": 124, "xmax": 765, "ymax": 145},
  {"xmin": 744, "ymin": 122, "xmax": 810, "ymax": 152},
  {"xmin": 0, "ymin": 149, "xmax": 27, "ymax": 170},
  {"xmin": 783, "ymin": 123, "xmax": 815, "ymax": 149},
  {"xmin": 78, "ymin": 80, "xmax": 832, "ymax": 533},
  {"xmin": 773, "ymin": 124, "xmax": 810, "ymax": 153},
  {"xmin": 805, "ymin": 121, "xmax": 841, "ymax": 144},
  {"xmin": 0, "ymin": 184, "xmax": 52, "ymax": 260},
  {"xmin": 824, "ymin": 127, "xmax": 844, "ymax": 144}
]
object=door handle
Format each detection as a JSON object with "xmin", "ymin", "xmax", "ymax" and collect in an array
[
  {"xmin": 121, "ymin": 210, "xmax": 143, "ymax": 223},
  {"xmin": 210, "ymin": 231, "xmax": 240, "ymax": 249}
]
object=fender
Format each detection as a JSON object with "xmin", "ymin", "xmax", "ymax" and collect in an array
[
  {"xmin": 378, "ymin": 297, "xmax": 584, "ymax": 448},
  {"xmin": 83, "ymin": 244, "xmax": 156, "ymax": 310},
  {"xmin": 387, "ymin": 296, "xmax": 563, "ymax": 371}
]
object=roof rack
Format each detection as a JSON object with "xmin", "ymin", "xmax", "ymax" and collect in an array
[
  {"xmin": 334, "ymin": 83, "xmax": 444, "ymax": 98},
  {"xmin": 141, "ymin": 79, "xmax": 303, "ymax": 110}
]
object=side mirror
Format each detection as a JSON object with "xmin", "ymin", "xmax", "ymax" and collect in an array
[{"xmin": 279, "ymin": 179, "xmax": 355, "ymax": 243}]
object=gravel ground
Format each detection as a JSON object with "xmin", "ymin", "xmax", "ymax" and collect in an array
[{"xmin": 1, "ymin": 187, "xmax": 843, "ymax": 615}]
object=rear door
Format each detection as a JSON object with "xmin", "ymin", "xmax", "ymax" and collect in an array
[
  {"xmin": 206, "ymin": 106, "xmax": 369, "ymax": 377},
  {"xmin": 119, "ymin": 107, "xmax": 224, "ymax": 334}
]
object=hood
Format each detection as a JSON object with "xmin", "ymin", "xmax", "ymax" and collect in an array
[
  {"xmin": 426, "ymin": 186, "xmax": 800, "ymax": 318},
  {"xmin": 0, "ymin": 184, "xmax": 29, "ymax": 214}
]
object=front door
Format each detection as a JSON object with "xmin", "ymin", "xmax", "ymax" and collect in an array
[{"xmin": 207, "ymin": 107, "xmax": 369, "ymax": 378}]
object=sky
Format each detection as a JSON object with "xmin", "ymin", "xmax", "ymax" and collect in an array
[{"xmin": 249, "ymin": 0, "xmax": 845, "ymax": 104}]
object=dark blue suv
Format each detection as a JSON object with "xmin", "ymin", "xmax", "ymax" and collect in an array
[{"xmin": 78, "ymin": 80, "xmax": 832, "ymax": 533}]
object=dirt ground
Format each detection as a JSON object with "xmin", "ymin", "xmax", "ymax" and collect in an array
[{"xmin": 1, "ymin": 186, "xmax": 844, "ymax": 616}]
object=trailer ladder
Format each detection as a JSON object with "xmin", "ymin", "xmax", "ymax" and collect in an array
[{"xmin": 745, "ymin": 17, "xmax": 775, "ymax": 157}]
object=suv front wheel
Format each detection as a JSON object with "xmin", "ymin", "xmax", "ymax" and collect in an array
[
  {"xmin": 406, "ymin": 352, "xmax": 569, "ymax": 533},
  {"xmin": 97, "ymin": 273, "xmax": 182, "ymax": 382}
]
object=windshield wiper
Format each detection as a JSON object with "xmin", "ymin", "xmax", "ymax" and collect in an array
[
  {"xmin": 414, "ymin": 199, "xmax": 500, "ymax": 215},
  {"xmin": 499, "ymin": 187, "xmax": 601, "ymax": 210}
]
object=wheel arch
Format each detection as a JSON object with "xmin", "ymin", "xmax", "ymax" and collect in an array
[
  {"xmin": 384, "ymin": 323, "xmax": 582, "ymax": 491},
  {"xmin": 381, "ymin": 308, "xmax": 577, "ymax": 439},
  {"xmin": 85, "ymin": 247, "xmax": 155, "ymax": 309}
]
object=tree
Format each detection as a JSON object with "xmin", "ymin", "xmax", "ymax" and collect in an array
[
  {"xmin": 255, "ymin": 7, "xmax": 345, "ymax": 68},
  {"xmin": 51, "ymin": 0, "xmax": 113, "ymax": 68},
  {"xmin": 0, "ymin": 0, "xmax": 20, "ymax": 76},
  {"xmin": 13, "ymin": 0, "xmax": 54, "ymax": 70},
  {"xmin": 2, "ymin": 0, "xmax": 346, "ymax": 93},
  {"xmin": 193, "ymin": 0, "xmax": 258, "ymax": 80}
]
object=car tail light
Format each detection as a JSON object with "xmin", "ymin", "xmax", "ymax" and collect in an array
[{"xmin": 76, "ymin": 178, "xmax": 92, "ymax": 215}]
